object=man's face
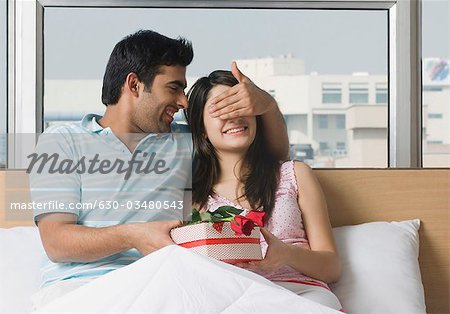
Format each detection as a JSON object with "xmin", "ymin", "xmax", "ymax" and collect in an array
[{"xmin": 133, "ymin": 65, "xmax": 188, "ymax": 133}]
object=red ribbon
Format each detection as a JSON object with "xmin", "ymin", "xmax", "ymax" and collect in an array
[{"xmin": 179, "ymin": 237, "xmax": 260, "ymax": 248}]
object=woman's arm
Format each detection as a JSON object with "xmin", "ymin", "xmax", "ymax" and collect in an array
[
  {"xmin": 286, "ymin": 161, "xmax": 341, "ymax": 283},
  {"xmin": 240, "ymin": 161, "xmax": 341, "ymax": 283}
]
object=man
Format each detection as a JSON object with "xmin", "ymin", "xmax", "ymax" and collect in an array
[{"xmin": 30, "ymin": 30, "xmax": 289, "ymax": 309}]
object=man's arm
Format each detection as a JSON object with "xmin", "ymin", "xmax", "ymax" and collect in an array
[
  {"xmin": 207, "ymin": 61, "xmax": 289, "ymax": 160},
  {"xmin": 37, "ymin": 213, "xmax": 181, "ymax": 263}
]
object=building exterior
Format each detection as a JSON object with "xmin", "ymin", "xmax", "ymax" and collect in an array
[
  {"xmin": 236, "ymin": 56, "xmax": 448, "ymax": 167},
  {"xmin": 38, "ymin": 56, "xmax": 449, "ymax": 168}
]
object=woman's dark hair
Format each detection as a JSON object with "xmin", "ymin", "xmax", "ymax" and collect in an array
[
  {"xmin": 102, "ymin": 30, "xmax": 193, "ymax": 105},
  {"xmin": 185, "ymin": 70, "xmax": 280, "ymax": 218}
]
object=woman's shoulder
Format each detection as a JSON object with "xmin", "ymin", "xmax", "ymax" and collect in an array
[
  {"xmin": 279, "ymin": 160, "xmax": 315, "ymax": 187},
  {"xmin": 279, "ymin": 160, "xmax": 312, "ymax": 173}
]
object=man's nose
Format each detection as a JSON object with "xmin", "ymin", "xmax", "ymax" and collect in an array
[{"xmin": 177, "ymin": 93, "xmax": 188, "ymax": 109}]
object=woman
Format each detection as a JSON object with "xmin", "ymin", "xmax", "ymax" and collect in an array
[{"xmin": 185, "ymin": 70, "xmax": 343, "ymax": 311}]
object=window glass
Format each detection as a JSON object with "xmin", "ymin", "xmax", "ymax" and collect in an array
[
  {"xmin": 375, "ymin": 83, "xmax": 388, "ymax": 104},
  {"xmin": 428, "ymin": 113, "xmax": 443, "ymax": 119},
  {"xmin": 319, "ymin": 115, "xmax": 328, "ymax": 129},
  {"xmin": 45, "ymin": 8, "xmax": 387, "ymax": 168},
  {"xmin": 0, "ymin": 0, "xmax": 6, "ymax": 168},
  {"xmin": 319, "ymin": 142, "xmax": 329, "ymax": 151},
  {"xmin": 336, "ymin": 142, "xmax": 346, "ymax": 150},
  {"xmin": 336, "ymin": 115, "xmax": 346, "ymax": 129},
  {"xmin": 322, "ymin": 83, "xmax": 342, "ymax": 104},
  {"xmin": 422, "ymin": 0, "xmax": 450, "ymax": 167},
  {"xmin": 349, "ymin": 83, "xmax": 369, "ymax": 104}
]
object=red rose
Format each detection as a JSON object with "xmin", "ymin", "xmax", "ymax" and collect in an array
[
  {"xmin": 231, "ymin": 215, "xmax": 255, "ymax": 236},
  {"xmin": 245, "ymin": 210, "xmax": 265, "ymax": 227}
]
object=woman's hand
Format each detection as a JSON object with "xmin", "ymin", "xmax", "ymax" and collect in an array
[{"xmin": 236, "ymin": 228, "xmax": 291, "ymax": 275}]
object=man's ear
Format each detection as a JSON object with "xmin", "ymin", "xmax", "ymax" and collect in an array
[{"xmin": 125, "ymin": 72, "xmax": 141, "ymax": 97}]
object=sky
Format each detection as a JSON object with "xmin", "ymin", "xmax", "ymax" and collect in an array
[
  {"xmin": 41, "ymin": 1, "xmax": 449, "ymax": 80},
  {"xmin": 45, "ymin": 7, "xmax": 390, "ymax": 79}
]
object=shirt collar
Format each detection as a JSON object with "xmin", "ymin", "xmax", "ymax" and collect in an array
[{"xmin": 80, "ymin": 113, "xmax": 104, "ymax": 133}]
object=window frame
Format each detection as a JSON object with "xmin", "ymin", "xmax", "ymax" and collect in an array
[
  {"xmin": 0, "ymin": 0, "xmax": 7, "ymax": 168},
  {"xmin": 7, "ymin": 0, "xmax": 422, "ymax": 168}
]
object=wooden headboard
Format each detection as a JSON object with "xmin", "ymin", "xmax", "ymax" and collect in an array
[{"xmin": 1, "ymin": 169, "xmax": 449, "ymax": 313}]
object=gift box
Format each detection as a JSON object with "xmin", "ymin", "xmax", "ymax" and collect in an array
[{"xmin": 170, "ymin": 222, "xmax": 263, "ymax": 264}]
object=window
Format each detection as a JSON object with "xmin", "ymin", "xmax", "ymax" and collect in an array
[
  {"xmin": 0, "ymin": 0, "xmax": 6, "ymax": 168},
  {"xmin": 41, "ymin": 7, "xmax": 388, "ymax": 169},
  {"xmin": 336, "ymin": 115, "xmax": 346, "ymax": 129},
  {"xmin": 422, "ymin": 0, "xmax": 450, "ymax": 167},
  {"xmin": 423, "ymin": 86, "xmax": 443, "ymax": 92},
  {"xmin": 29, "ymin": 1, "xmax": 446, "ymax": 169},
  {"xmin": 334, "ymin": 142, "xmax": 347, "ymax": 157},
  {"xmin": 376, "ymin": 83, "xmax": 388, "ymax": 104},
  {"xmin": 336, "ymin": 142, "xmax": 346, "ymax": 150},
  {"xmin": 319, "ymin": 142, "xmax": 329, "ymax": 151},
  {"xmin": 349, "ymin": 83, "xmax": 369, "ymax": 104},
  {"xmin": 319, "ymin": 115, "xmax": 328, "ymax": 129},
  {"xmin": 322, "ymin": 83, "xmax": 342, "ymax": 104}
]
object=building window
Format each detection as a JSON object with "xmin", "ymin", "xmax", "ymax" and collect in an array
[
  {"xmin": 322, "ymin": 83, "xmax": 342, "ymax": 104},
  {"xmin": 423, "ymin": 86, "xmax": 443, "ymax": 92},
  {"xmin": 319, "ymin": 142, "xmax": 329, "ymax": 150},
  {"xmin": 333, "ymin": 142, "xmax": 347, "ymax": 157},
  {"xmin": 336, "ymin": 115, "xmax": 346, "ymax": 129},
  {"xmin": 422, "ymin": 0, "xmax": 450, "ymax": 168},
  {"xmin": 319, "ymin": 115, "xmax": 328, "ymax": 129},
  {"xmin": 349, "ymin": 83, "xmax": 369, "ymax": 104},
  {"xmin": 376, "ymin": 83, "xmax": 388, "ymax": 104}
]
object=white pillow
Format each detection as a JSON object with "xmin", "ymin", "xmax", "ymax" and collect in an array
[
  {"xmin": 0, "ymin": 227, "xmax": 44, "ymax": 314},
  {"xmin": 330, "ymin": 219, "xmax": 426, "ymax": 314}
]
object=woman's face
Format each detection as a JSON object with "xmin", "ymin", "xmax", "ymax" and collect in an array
[{"xmin": 202, "ymin": 84, "xmax": 257, "ymax": 154}]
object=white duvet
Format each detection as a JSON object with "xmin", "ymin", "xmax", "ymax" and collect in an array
[{"xmin": 34, "ymin": 245, "xmax": 339, "ymax": 314}]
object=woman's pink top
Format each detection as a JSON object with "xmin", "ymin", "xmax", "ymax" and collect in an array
[{"xmin": 207, "ymin": 160, "xmax": 329, "ymax": 290}]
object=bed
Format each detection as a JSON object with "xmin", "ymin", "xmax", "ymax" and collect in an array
[{"xmin": 0, "ymin": 169, "xmax": 448, "ymax": 313}]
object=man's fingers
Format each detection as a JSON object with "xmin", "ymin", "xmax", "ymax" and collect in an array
[
  {"xmin": 231, "ymin": 61, "xmax": 249, "ymax": 83},
  {"xmin": 210, "ymin": 95, "xmax": 243, "ymax": 117},
  {"xmin": 208, "ymin": 86, "xmax": 239, "ymax": 110},
  {"xmin": 216, "ymin": 109, "xmax": 247, "ymax": 120}
]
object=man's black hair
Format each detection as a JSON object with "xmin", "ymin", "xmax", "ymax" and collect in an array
[{"xmin": 101, "ymin": 30, "xmax": 193, "ymax": 105}]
